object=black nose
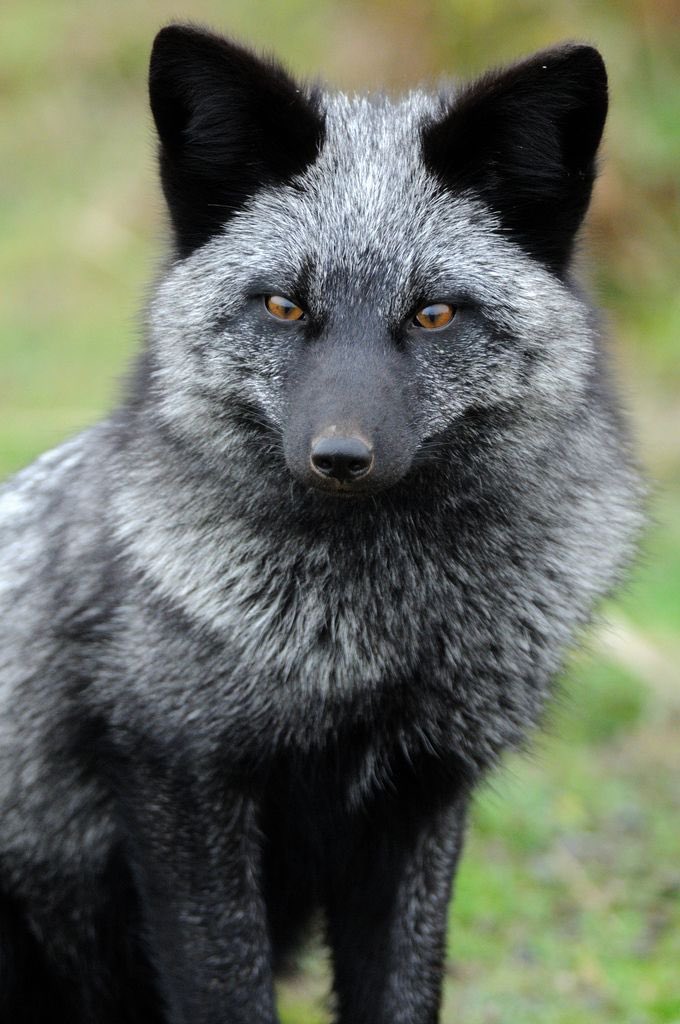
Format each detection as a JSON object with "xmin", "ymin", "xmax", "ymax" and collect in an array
[{"xmin": 310, "ymin": 436, "xmax": 374, "ymax": 483}]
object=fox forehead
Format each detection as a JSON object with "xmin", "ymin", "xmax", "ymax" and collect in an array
[{"xmin": 292, "ymin": 91, "xmax": 472, "ymax": 310}]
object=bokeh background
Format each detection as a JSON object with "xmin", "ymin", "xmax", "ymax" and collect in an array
[{"xmin": 1, "ymin": 1, "xmax": 678, "ymax": 1021}]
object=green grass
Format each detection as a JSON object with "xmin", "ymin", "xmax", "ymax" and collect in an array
[{"xmin": 1, "ymin": 2, "xmax": 678, "ymax": 1021}]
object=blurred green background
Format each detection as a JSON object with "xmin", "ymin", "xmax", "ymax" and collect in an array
[{"xmin": 1, "ymin": 1, "xmax": 678, "ymax": 1021}]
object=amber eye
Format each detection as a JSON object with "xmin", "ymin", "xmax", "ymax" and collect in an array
[
  {"xmin": 265, "ymin": 295, "xmax": 305, "ymax": 322},
  {"xmin": 414, "ymin": 303, "xmax": 456, "ymax": 330}
]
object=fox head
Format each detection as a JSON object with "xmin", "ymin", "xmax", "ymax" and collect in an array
[{"xmin": 146, "ymin": 25, "xmax": 607, "ymax": 499}]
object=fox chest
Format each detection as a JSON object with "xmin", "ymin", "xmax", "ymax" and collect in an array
[{"xmin": 116, "ymin": 518, "xmax": 549, "ymax": 773}]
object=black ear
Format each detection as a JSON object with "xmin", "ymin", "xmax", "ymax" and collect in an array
[
  {"xmin": 422, "ymin": 44, "xmax": 608, "ymax": 274},
  {"xmin": 149, "ymin": 24, "xmax": 325, "ymax": 257}
]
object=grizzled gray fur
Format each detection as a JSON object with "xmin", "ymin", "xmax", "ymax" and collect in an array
[{"xmin": 0, "ymin": 23, "xmax": 643, "ymax": 1024}]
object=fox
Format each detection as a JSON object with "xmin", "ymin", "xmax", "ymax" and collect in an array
[{"xmin": 0, "ymin": 22, "xmax": 643, "ymax": 1024}]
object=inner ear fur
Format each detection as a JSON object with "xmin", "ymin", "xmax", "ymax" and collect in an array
[
  {"xmin": 422, "ymin": 44, "xmax": 608, "ymax": 274},
  {"xmin": 149, "ymin": 24, "xmax": 325, "ymax": 258}
]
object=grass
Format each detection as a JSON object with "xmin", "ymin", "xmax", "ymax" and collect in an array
[{"xmin": 1, "ymin": 2, "xmax": 678, "ymax": 1021}]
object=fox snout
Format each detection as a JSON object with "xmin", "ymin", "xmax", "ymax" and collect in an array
[{"xmin": 282, "ymin": 341, "xmax": 416, "ymax": 496}]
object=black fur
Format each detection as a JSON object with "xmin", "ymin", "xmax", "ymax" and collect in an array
[
  {"xmin": 422, "ymin": 44, "xmax": 608, "ymax": 274},
  {"xmin": 0, "ymin": 851, "xmax": 165, "ymax": 1024},
  {"xmin": 149, "ymin": 24, "xmax": 326, "ymax": 258}
]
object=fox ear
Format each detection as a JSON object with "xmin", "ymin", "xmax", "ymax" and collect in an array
[
  {"xmin": 422, "ymin": 44, "xmax": 608, "ymax": 274},
  {"xmin": 149, "ymin": 24, "xmax": 325, "ymax": 257}
]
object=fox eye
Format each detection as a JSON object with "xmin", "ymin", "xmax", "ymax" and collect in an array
[
  {"xmin": 264, "ymin": 295, "xmax": 305, "ymax": 322},
  {"xmin": 414, "ymin": 303, "xmax": 456, "ymax": 330}
]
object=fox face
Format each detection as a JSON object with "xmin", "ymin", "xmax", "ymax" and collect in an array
[{"xmin": 147, "ymin": 26, "xmax": 607, "ymax": 498}]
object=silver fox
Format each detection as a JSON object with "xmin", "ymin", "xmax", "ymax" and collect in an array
[{"xmin": 0, "ymin": 24, "xmax": 643, "ymax": 1024}]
